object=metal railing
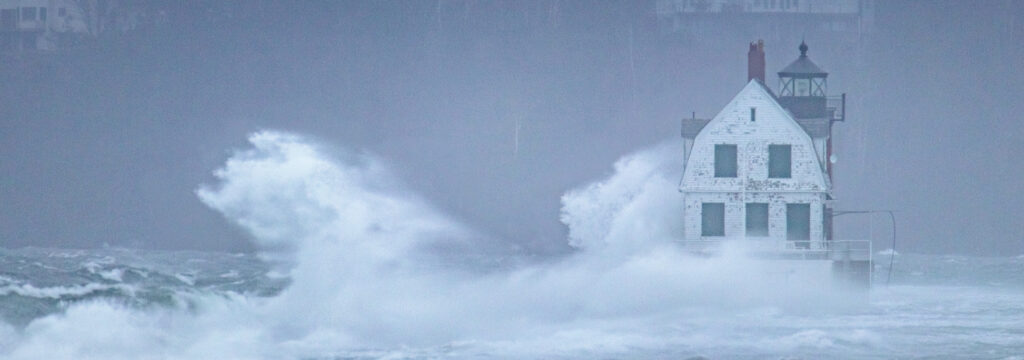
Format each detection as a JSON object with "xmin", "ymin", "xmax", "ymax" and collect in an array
[
  {"xmin": 825, "ymin": 240, "xmax": 873, "ymax": 266},
  {"xmin": 827, "ymin": 93, "xmax": 846, "ymax": 122},
  {"xmin": 675, "ymin": 239, "xmax": 871, "ymax": 262}
]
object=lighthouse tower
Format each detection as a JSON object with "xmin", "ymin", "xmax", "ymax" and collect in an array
[{"xmin": 776, "ymin": 41, "xmax": 846, "ymax": 241}]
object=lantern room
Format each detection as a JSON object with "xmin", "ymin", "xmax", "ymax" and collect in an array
[{"xmin": 777, "ymin": 41, "xmax": 829, "ymax": 119}]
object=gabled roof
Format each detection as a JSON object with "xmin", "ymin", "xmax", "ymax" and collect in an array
[
  {"xmin": 700, "ymin": 79, "xmax": 812, "ymax": 143},
  {"xmin": 680, "ymin": 79, "xmax": 829, "ymax": 193}
]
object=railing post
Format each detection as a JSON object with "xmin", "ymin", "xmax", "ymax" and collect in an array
[{"xmin": 841, "ymin": 93, "xmax": 846, "ymax": 121}]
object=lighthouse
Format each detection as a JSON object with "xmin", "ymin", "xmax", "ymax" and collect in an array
[
  {"xmin": 776, "ymin": 41, "xmax": 846, "ymax": 242},
  {"xmin": 678, "ymin": 41, "xmax": 868, "ymax": 285}
]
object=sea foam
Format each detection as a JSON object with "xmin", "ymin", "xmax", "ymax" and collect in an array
[{"xmin": 1, "ymin": 130, "xmax": 854, "ymax": 359}]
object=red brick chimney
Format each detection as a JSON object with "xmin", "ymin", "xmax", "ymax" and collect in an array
[{"xmin": 748, "ymin": 40, "xmax": 765, "ymax": 84}]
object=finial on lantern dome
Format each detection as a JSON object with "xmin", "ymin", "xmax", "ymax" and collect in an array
[{"xmin": 799, "ymin": 41, "xmax": 808, "ymax": 57}]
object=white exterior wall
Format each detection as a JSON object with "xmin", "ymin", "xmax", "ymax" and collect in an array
[
  {"xmin": 682, "ymin": 192, "xmax": 825, "ymax": 245},
  {"xmin": 680, "ymin": 80, "xmax": 829, "ymax": 246}
]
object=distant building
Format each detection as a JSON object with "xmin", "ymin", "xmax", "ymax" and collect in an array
[
  {"xmin": 0, "ymin": 0, "xmax": 87, "ymax": 52},
  {"xmin": 679, "ymin": 41, "xmax": 844, "ymax": 250},
  {"xmin": 656, "ymin": 0, "xmax": 873, "ymax": 42}
]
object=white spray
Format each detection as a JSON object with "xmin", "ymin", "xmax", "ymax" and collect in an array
[{"xmin": 1, "ymin": 130, "xmax": 853, "ymax": 359}]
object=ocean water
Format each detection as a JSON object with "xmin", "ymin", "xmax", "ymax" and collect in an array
[{"xmin": 2, "ymin": 131, "xmax": 1023, "ymax": 359}]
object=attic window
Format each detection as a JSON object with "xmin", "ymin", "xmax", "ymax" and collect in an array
[
  {"xmin": 714, "ymin": 144, "xmax": 737, "ymax": 178},
  {"xmin": 768, "ymin": 144, "xmax": 791, "ymax": 178},
  {"xmin": 750, "ymin": 107, "xmax": 756, "ymax": 122}
]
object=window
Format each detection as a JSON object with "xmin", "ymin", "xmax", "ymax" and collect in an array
[
  {"xmin": 746, "ymin": 203, "xmax": 769, "ymax": 236},
  {"xmin": 1, "ymin": 9, "xmax": 16, "ymax": 30},
  {"xmin": 786, "ymin": 203, "xmax": 810, "ymax": 247},
  {"xmin": 59, "ymin": 7, "xmax": 66, "ymax": 17},
  {"xmin": 812, "ymin": 77, "xmax": 827, "ymax": 96},
  {"xmin": 750, "ymin": 107, "xmax": 756, "ymax": 122},
  {"xmin": 795, "ymin": 78, "xmax": 810, "ymax": 96},
  {"xmin": 21, "ymin": 7, "xmax": 37, "ymax": 21},
  {"xmin": 779, "ymin": 77, "xmax": 793, "ymax": 96},
  {"xmin": 39, "ymin": 7, "xmax": 46, "ymax": 21},
  {"xmin": 701, "ymin": 203, "xmax": 725, "ymax": 237},
  {"xmin": 714, "ymin": 144, "xmax": 737, "ymax": 178},
  {"xmin": 768, "ymin": 144, "xmax": 791, "ymax": 178}
]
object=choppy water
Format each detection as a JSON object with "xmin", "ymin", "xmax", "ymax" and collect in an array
[
  {"xmin": 3, "ymin": 248, "xmax": 1024, "ymax": 359},
  {"xmin": 0, "ymin": 247, "xmax": 286, "ymax": 327},
  {"xmin": 2, "ymin": 131, "xmax": 1022, "ymax": 359}
]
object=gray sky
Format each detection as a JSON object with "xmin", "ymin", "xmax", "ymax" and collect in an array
[{"xmin": 0, "ymin": 1, "xmax": 1021, "ymax": 255}]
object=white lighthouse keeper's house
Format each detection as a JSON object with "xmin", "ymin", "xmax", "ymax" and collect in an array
[{"xmin": 679, "ymin": 41, "xmax": 838, "ymax": 251}]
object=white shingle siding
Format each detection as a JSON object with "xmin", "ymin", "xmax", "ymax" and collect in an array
[
  {"xmin": 682, "ymin": 192, "xmax": 824, "ymax": 242},
  {"xmin": 680, "ymin": 80, "xmax": 830, "ymax": 245}
]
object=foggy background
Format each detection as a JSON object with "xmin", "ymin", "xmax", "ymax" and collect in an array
[{"xmin": 0, "ymin": 1, "xmax": 1021, "ymax": 255}]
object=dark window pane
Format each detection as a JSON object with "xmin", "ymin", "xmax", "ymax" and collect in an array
[
  {"xmin": 812, "ymin": 78, "xmax": 826, "ymax": 96},
  {"xmin": 787, "ymin": 203, "xmax": 810, "ymax": 246},
  {"xmin": 1, "ymin": 9, "xmax": 16, "ymax": 30},
  {"xmin": 39, "ymin": 7, "xmax": 46, "ymax": 21},
  {"xmin": 769, "ymin": 144, "xmax": 791, "ymax": 178},
  {"xmin": 714, "ymin": 144, "xmax": 737, "ymax": 178},
  {"xmin": 21, "ymin": 7, "xmax": 36, "ymax": 21},
  {"xmin": 701, "ymin": 203, "xmax": 725, "ymax": 237},
  {"xmin": 746, "ymin": 203, "xmax": 769, "ymax": 236}
]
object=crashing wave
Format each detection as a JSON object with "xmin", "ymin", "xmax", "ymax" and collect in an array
[
  {"xmin": 0, "ymin": 131, "xmax": 865, "ymax": 359},
  {"xmin": 0, "ymin": 283, "xmax": 134, "ymax": 299}
]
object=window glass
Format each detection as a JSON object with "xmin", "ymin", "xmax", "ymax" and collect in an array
[
  {"xmin": 795, "ymin": 78, "xmax": 810, "ymax": 96},
  {"xmin": 786, "ymin": 203, "xmax": 811, "ymax": 247},
  {"xmin": 21, "ymin": 7, "xmax": 37, "ymax": 21},
  {"xmin": 812, "ymin": 78, "xmax": 826, "ymax": 96},
  {"xmin": 39, "ymin": 7, "xmax": 46, "ymax": 21},
  {"xmin": 1, "ymin": 9, "xmax": 16, "ymax": 30},
  {"xmin": 746, "ymin": 203, "xmax": 769, "ymax": 236},
  {"xmin": 768, "ymin": 144, "xmax": 791, "ymax": 178},
  {"xmin": 714, "ymin": 144, "xmax": 737, "ymax": 178},
  {"xmin": 702, "ymin": 203, "xmax": 725, "ymax": 237},
  {"xmin": 779, "ymin": 77, "xmax": 793, "ymax": 96}
]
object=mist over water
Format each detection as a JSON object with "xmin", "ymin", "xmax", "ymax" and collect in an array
[
  {"xmin": 0, "ymin": 2, "xmax": 1022, "ymax": 358},
  {"xmin": 0, "ymin": 130, "xmax": 898, "ymax": 359}
]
